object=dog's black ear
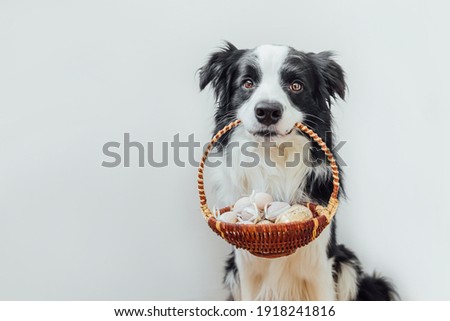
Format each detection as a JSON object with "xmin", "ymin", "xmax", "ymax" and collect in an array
[
  {"xmin": 199, "ymin": 42, "xmax": 238, "ymax": 102},
  {"xmin": 312, "ymin": 51, "xmax": 346, "ymax": 106}
]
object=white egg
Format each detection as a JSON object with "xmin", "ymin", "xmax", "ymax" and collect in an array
[
  {"xmin": 264, "ymin": 202, "xmax": 291, "ymax": 222},
  {"xmin": 217, "ymin": 211, "xmax": 238, "ymax": 223},
  {"xmin": 233, "ymin": 196, "xmax": 252, "ymax": 211},
  {"xmin": 253, "ymin": 192, "xmax": 273, "ymax": 210},
  {"xmin": 238, "ymin": 204, "xmax": 262, "ymax": 223},
  {"xmin": 275, "ymin": 205, "xmax": 313, "ymax": 223}
]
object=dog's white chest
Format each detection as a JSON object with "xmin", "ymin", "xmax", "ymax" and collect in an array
[{"xmin": 234, "ymin": 226, "xmax": 333, "ymax": 301}]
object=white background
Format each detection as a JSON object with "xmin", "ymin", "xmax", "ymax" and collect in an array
[{"xmin": 1, "ymin": 0, "xmax": 449, "ymax": 300}]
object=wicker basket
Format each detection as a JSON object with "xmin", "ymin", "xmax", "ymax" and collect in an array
[{"xmin": 197, "ymin": 120, "xmax": 340, "ymax": 258}]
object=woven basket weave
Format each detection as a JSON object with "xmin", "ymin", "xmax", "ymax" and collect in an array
[{"xmin": 197, "ymin": 120, "xmax": 340, "ymax": 258}]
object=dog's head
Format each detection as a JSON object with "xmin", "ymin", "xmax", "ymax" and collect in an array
[{"xmin": 199, "ymin": 42, "xmax": 346, "ymax": 143}]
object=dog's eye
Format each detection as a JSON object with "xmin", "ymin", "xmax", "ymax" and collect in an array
[
  {"xmin": 243, "ymin": 79, "xmax": 254, "ymax": 89},
  {"xmin": 289, "ymin": 81, "xmax": 304, "ymax": 92}
]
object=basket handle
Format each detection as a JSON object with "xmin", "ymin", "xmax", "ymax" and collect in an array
[{"xmin": 197, "ymin": 120, "xmax": 340, "ymax": 220}]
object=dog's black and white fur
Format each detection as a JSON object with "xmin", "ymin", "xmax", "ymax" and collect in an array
[{"xmin": 199, "ymin": 42, "xmax": 397, "ymax": 300}]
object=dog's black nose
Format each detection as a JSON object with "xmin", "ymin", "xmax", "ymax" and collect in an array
[{"xmin": 255, "ymin": 101, "xmax": 283, "ymax": 126}]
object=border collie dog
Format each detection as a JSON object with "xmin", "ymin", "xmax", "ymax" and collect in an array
[{"xmin": 199, "ymin": 42, "xmax": 396, "ymax": 301}]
